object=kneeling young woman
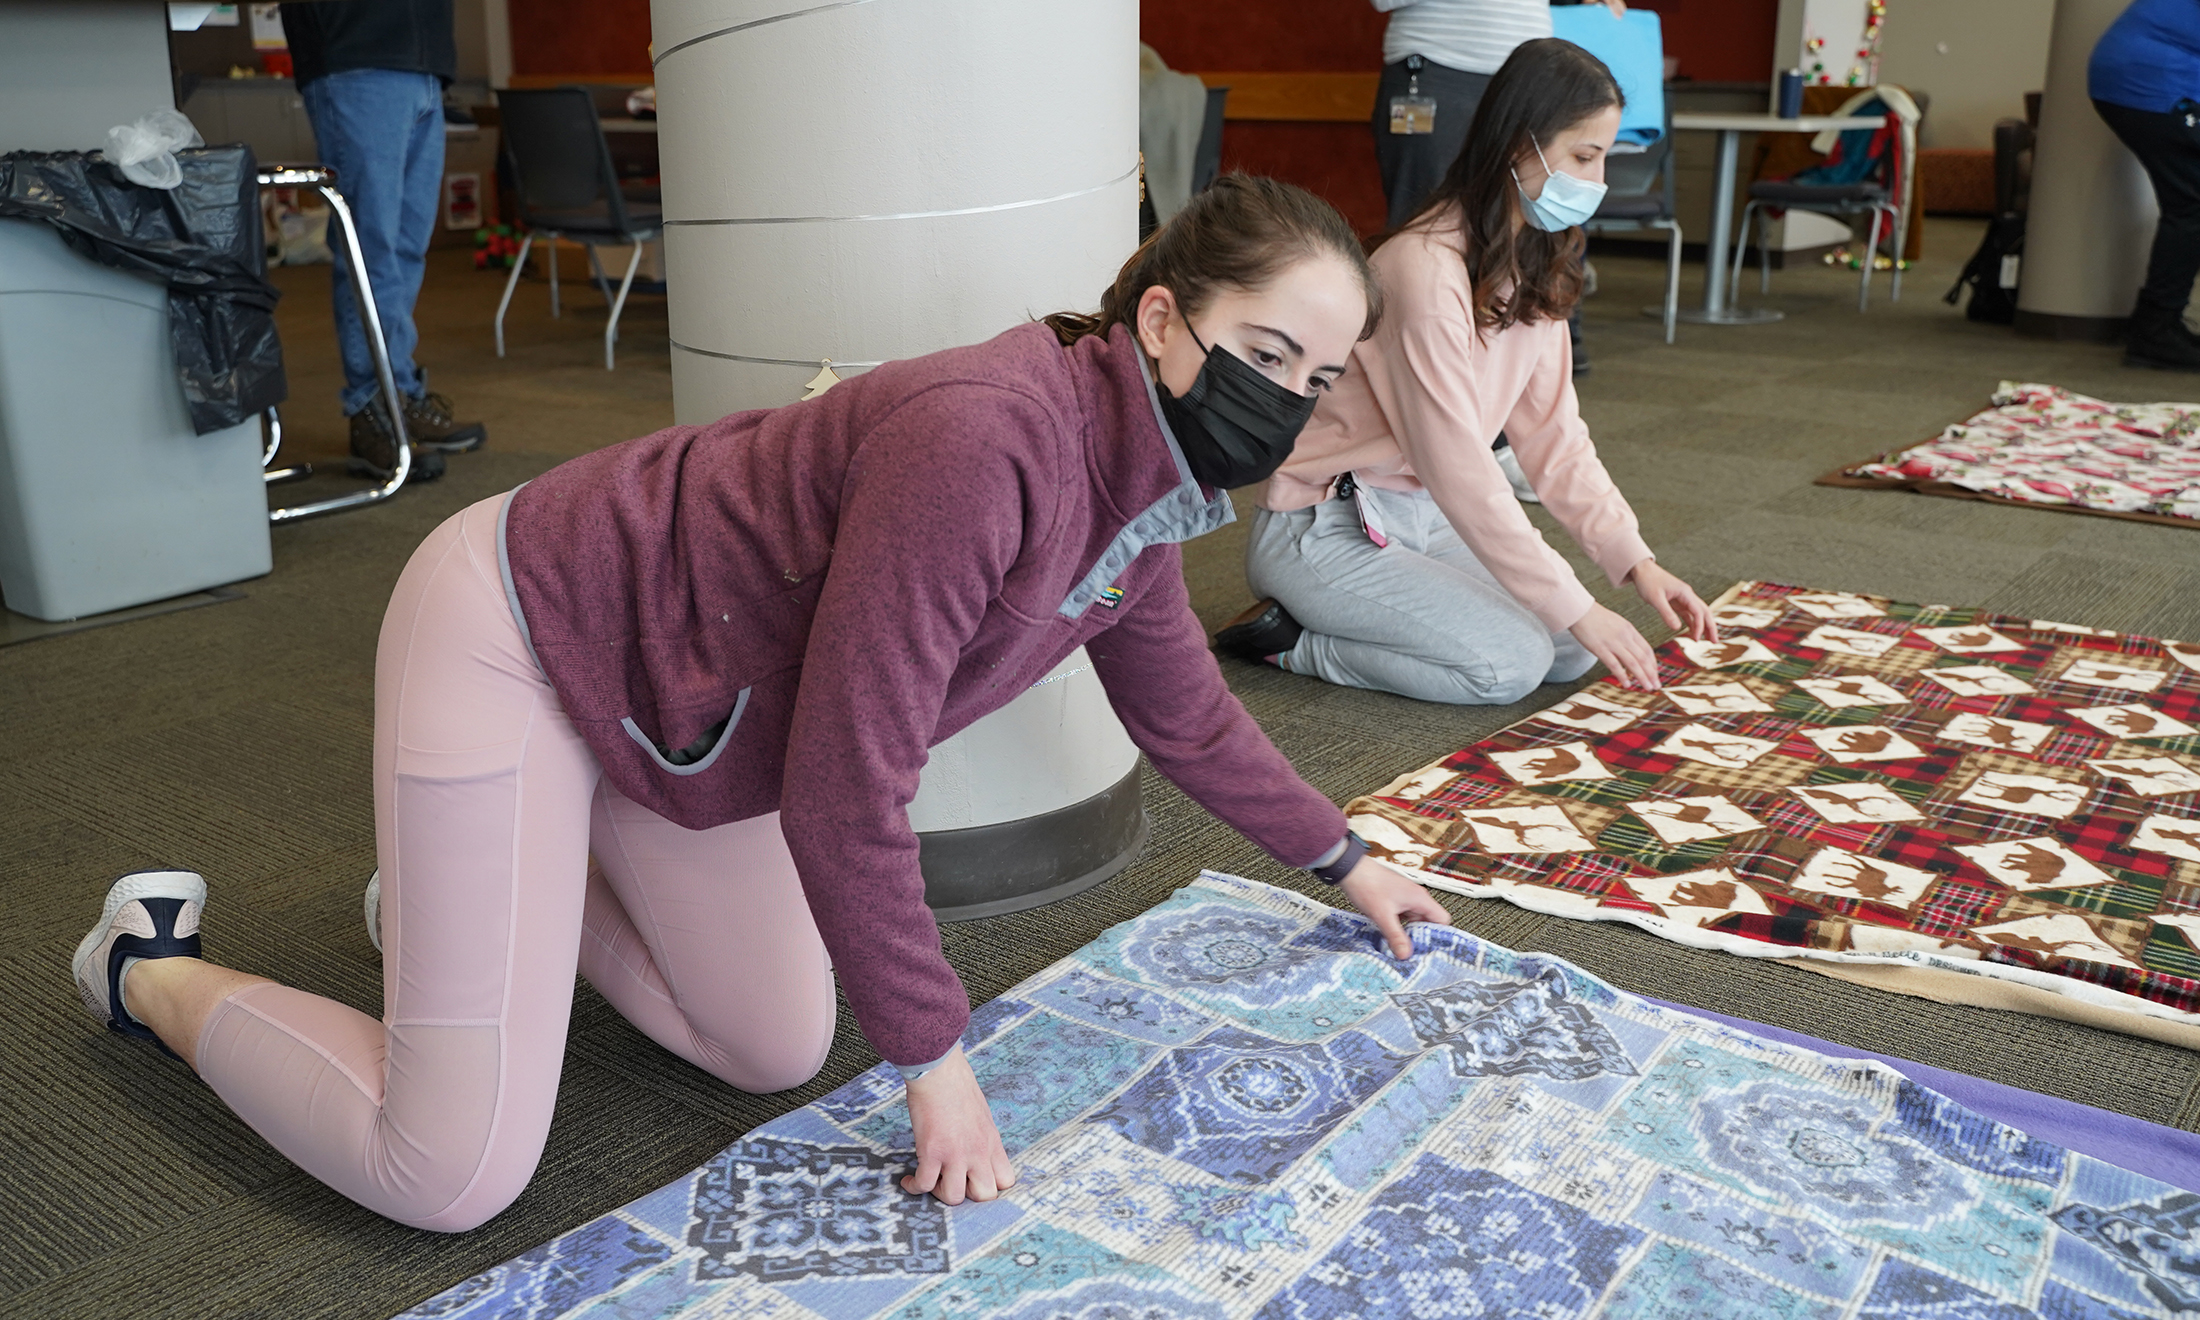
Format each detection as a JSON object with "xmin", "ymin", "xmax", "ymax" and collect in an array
[
  {"xmin": 1221, "ymin": 38, "xmax": 1715, "ymax": 705},
  {"xmin": 71, "ymin": 177, "xmax": 1450, "ymax": 1230}
]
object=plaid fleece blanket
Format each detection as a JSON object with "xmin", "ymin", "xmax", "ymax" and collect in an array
[
  {"xmin": 1346, "ymin": 582, "xmax": 2200, "ymax": 1039},
  {"xmin": 1821, "ymin": 382, "xmax": 2200, "ymax": 526},
  {"xmin": 397, "ymin": 872, "xmax": 2199, "ymax": 1319}
]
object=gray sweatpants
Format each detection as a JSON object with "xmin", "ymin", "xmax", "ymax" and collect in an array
[{"xmin": 1245, "ymin": 486, "xmax": 1595, "ymax": 706}]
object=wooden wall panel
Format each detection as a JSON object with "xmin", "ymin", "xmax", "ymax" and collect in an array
[{"xmin": 509, "ymin": 0, "xmax": 652, "ymax": 79}]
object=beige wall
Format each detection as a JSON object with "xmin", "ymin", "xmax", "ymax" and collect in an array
[{"xmin": 1874, "ymin": 0, "xmax": 2052, "ymax": 149}]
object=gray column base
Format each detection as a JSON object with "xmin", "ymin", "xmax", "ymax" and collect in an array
[
  {"xmin": 917, "ymin": 762, "xmax": 1150, "ymax": 922},
  {"xmin": 2013, "ymin": 309, "xmax": 2129, "ymax": 343}
]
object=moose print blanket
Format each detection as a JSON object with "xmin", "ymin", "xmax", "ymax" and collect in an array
[
  {"xmin": 1822, "ymin": 382, "xmax": 2200, "ymax": 526},
  {"xmin": 398, "ymin": 873, "xmax": 2199, "ymax": 1320},
  {"xmin": 1347, "ymin": 582, "xmax": 2200, "ymax": 1041}
]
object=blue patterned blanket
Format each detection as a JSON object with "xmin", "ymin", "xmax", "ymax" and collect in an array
[{"xmin": 400, "ymin": 873, "xmax": 2196, "ymax": 1320}]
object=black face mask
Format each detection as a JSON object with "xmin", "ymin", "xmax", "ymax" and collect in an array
[{"xmin": 1154, "ymin": 323, "xmax": 1319, "ymax": 490}]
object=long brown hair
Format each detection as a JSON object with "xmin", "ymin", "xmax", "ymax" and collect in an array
[
  {"xmin": 1396, "ymin": 38, "xmax": 1622, "ymax": 335},
  {"xmin": 1045, "ymin": 173, "xmax": 1381, "ymax": 347}
]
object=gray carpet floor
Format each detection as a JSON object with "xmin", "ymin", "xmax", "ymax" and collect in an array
[{"xmin": 3, "ymin": 221, "xmax": 2197, "ymax": 1319}]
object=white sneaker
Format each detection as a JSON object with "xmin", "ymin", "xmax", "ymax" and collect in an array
[
  {"xmin": 72, "ymin": 870, "xmax": 206, "ymax": 1050},
  {"xmin": 365, "ymin": 869, "xmax": 383, "ymax": 953},
  {"xmin": 1495, "ymin": 444, "xmax": 1541, "ymax": 503}
]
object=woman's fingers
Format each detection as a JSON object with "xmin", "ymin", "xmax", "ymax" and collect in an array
[
  {"xmin": 900, "ymin": 1155, "xmax": 941, "ymax": 1198},
  {"xmin": 1684, "ymin": 592, "xmax": 1719, "ymax": 641},
  {"xmin": 1403, "ymin": 887, "xmax": 1453, "ymax": 927},
  {"xmin": 1339, "ymin": 857, "xmax": 1455, "ymax": 961},
  {"xmin": 903, "ymin": 1048, "xmax": 1017, "ymax": 1206},
  {"xmin": 1373, "ymin": 907, "xmax": 1414, "ymax": 960},
  {"xmin": 1622, "ymin": 631, "xmax": 1662, "ymax": 690}
]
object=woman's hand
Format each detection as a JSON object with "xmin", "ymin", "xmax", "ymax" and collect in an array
[
  {"xmin": 1628, "ymin": 560, "xmax": 1717, "ymax": 643},
  {"xmin": 901, "ymin": 1045, "xmax": 1016, "ymax": 1205},
  {"xmin": 1338, "ymin": 856, "xmax": 1452, "ymax": 960},
  {"xmin": 1571, "ymin": 602, "xmax": 1664, "ymax": 691}
]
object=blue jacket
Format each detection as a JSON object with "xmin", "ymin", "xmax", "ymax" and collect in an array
[{"xmin": 2089, "ymin": 0, "xmax": 2200, "ymax": 115}]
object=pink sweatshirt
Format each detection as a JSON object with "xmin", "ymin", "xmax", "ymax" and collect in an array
[{"xmin": 1258, "ymin": 206, "xmax": 1654, "ymax": 632}]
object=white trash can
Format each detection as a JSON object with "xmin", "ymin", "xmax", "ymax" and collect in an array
[
  {"xmin": 909, "ymin": 648, "xmax": 1149, "ymax": 921},
  {"xmin": 0, "ymin": 219, "xmax": 271, "ymax": 621}
]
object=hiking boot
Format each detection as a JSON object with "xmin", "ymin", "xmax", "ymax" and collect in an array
[
  {"xmin": 402, "ymin": 391, "xmax": 487, "ymax": 453},
  {"xmin": 71, "ymin": 869, "xmax": 207, "ymax": 1056},
  {"xmin": 1214, "ymin": 599, "xmax": 1304, "ymax": 665},
  {"xmin": 2125, "ymin": 307, "xmax": 2200, "ymax": 372},
  {"xmin": 348, "ymin": 403, "xmax": 445, "ymax": 484}
]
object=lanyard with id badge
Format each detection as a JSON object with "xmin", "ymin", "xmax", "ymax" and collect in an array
[
  {"xmin": 1389, "ymin": 54, "xmax": 1436, "ymax": 136},
  {"xmin": 1335, "ymin": 472, "xmax": 1389, "ymax": 548}
]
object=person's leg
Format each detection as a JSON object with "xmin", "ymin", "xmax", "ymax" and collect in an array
[
  {"xmin": 126, "ymin": 496, "xmax": 601, "ymax": 1231},
  {"xmin": 387, "ymin": 77, "xmax": 489, "ymax": 453},
  {"xmin": 298, "ymin": 69, "xmax": 435, "ymax": 414},
  {"xmin": 1245, "ymin": 493, "xmax": 1560, "ymax": 704},
  {"xmin": 2094, "ymin": 98, "xmax": 2200, "ymax": 367},
  {"xmin": 1373, "ymin": 60, "xmax": 1489, "ymax": 231},
  {"xmin": 578, "ymin": 786, "xmax": 836, "ymax": 1094},
  {"xmin": 1415, "ymin": 494, "xmax": 1597, "ymax": 684}
]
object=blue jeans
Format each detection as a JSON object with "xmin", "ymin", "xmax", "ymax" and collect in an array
[{"xmin": 300, "ymin": 69, "xmax": 444, "ymax": 415}]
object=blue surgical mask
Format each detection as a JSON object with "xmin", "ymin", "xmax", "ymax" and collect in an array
[{"xmin": 1514, "ymin": 134, "xmax": 1607, "ymax": 231}]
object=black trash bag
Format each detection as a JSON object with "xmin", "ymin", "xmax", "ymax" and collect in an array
[{"xmin": 0, "ymin": 143, "xmax": 285, "ymax": 434}]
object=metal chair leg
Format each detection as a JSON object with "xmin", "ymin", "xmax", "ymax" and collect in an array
[
  {"xmin": 494, "ymin": 231, "xmax": 534, "ymax": 358},
  {"xmin": 1759, "ymin": 211, "xmax": 1773, "ymax": 294},
  {"xmin": 1857, "ymin": 209, "xmax": 1880, "ymax": 311},
  {"xmin": 1661, "ymin": 220, "xmax": 1681, "ymax": 344},
  {"xmin": 260, "ymin": 406, "xmax": 310, "ymax": 485},
  {"xmin": 1729, "ymin": 202, "xmax": 1758, "ymax": 307},
  {"xmin": 547, "ymin": 234, "xmax": 560, "ymax": 319},
  {"xmin": 604, "ymin": 240, "xmax": 644, "ymax": 370},
  {"xmin": 266, "ymin": 177, "xmax": 411, "ymax": 523},
  {"xmin": 1888, "ymin": 204, "xmax": 1905, "ymax": 301}
]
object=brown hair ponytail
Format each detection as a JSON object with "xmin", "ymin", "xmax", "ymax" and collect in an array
[{"xmin": 1045, "ymin": 174, "xmax": 1382, "ymax": 347}]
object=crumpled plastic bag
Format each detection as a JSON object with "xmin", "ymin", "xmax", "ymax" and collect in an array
[{"xmin": 104, "ymin": 109, "xmax": 205, "ymax": 190}]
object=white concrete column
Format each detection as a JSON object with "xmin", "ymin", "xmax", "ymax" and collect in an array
[
  {"xmin": 649, "ymin": 0, "xmax": 1148, "ymax": 916},
  {"xmin": 649, "ymin": 0, "xmax": 1142, "ymax": 419},
  {"xmin": 2015, "ymin": 0, "xmax": 2157, "ymax": 337}
]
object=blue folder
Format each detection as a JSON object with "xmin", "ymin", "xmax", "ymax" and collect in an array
[{"xmin": 1549, "ymin": 5, "xmax": 1666, "ymax": 147}]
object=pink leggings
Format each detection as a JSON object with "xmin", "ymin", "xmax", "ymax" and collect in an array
[{"xmin": 193, "ymin": 496, "xmax": 836, "ymax": 1231}]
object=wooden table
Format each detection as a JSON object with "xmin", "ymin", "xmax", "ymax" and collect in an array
[{"xmin": 1667, "ymin": 111, "xmax": 1886, "ymax": 325}]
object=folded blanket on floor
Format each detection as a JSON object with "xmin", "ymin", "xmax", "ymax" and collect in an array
[
  {"xmin": 398, "ymin": 871, "xmax": 2198, "ymax": 1320},
  {"xmin": 1819, "ymin": 382, "xmax": 2200, "ymax": 527},
  {"xmin": 1347, "ymin": 580, "xmax": 2200, "ymax": 1049}
]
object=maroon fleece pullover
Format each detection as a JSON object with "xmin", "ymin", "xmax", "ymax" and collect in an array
[{"xmin": 502, "ymin": 322, "xmax": 1349, "ymax": 1066}]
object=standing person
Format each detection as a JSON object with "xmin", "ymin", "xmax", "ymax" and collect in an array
[
  {"xmin": 1220, "ymin": 40, "xmax": 1714, "ymax": 706},
  {"xmin": 2089, "ymin": 0, "xmax": 2200, "ymax": 372},
  {"xmin": 1370, "ymin": 0, "xmax": 1626, "ymax": 230},
  {"xmin": 70, "ymin": 177, "xmax": 1451, "ymax": 1229},
  {"xmin": 281, "ymin": 0, "xmax": 489, "ymax": 482}
]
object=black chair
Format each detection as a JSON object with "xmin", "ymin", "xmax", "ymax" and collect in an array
[
  {"xmin": 492, "ymin": 87, "xmax": 662, "ymax": 369},
  {"xmin": 1732, "ymin": 108, "xmax": 1907, "ymax": 313},
  {"xmin": 1582, "ymin": 107, "xmax": 1682, "ymax": 344}
]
